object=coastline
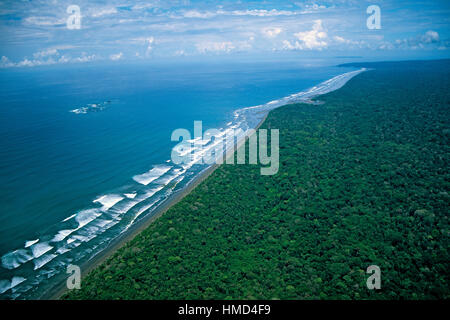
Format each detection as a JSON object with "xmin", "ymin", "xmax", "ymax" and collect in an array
[
  {"xmin": 49, "ymin": 113, "xmax": 269, "ymax": 300},
  {"xmin": 48, "ymin": 68, "xmax": 365, "ymax": 300}
]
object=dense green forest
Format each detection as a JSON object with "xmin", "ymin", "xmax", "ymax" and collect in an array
[{"xmin": 65, "ymin": 60, "xmax": 449, "ymax": 300}]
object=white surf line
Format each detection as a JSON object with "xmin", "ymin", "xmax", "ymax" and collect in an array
[
  {"xmin": 235, "ymin": 68, "xmax": 367, "ymax": 115},
  {"xmin": 133, "ymin": 165, "xmax": 172, "ymax": 186}
]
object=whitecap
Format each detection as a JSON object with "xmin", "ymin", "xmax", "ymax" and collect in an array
[
  {"xmin": 62, "ymin": 213, "xmax": 76, "ymax": 222},
  {"xmin": 155, "ymin": 168, "xmax": 186, "ymax": 185},
  {"xmin": 30, "ymin": 242, "xmax": 53, "ymax": 259},
  {"xmin": 24, "ymin": 239, "xmax": 39, "ymax": 248},
  {"xmin": 33, "ymin": 254, "xmax": 57, "ymax": 270},
  {"xmin": 56, "ymin": 247, "xmax": 71, "ymax": 255},
  {"xmin": 51, "ymin": 229, "xmax": 76, "ymax": 242},
  {"xmin": 0, "ymin": 276, "xmax": 26, "ymax": 294},
  {"xmin": 133, "ymin": 165, "xmax": 172, "ymax": 185},
  {"xmin": 92, "ymin": 219, "xmax": 113, "ymax": 228},
  {"xmin": 112, "ymin": 199, "xmax": 140, "ymax": 214},
  {"xmin": 144, "ymin": 185, "xmax": 164, "ymax": 198},
  {"xmin": 125, "ymin": 197, "xmax": 161, "ymax": 230},
  {"xmin": 0, "ymin": 280, "xmax": 10, "ymax": 294},
  {"xmin": 75, "ymin": 208, "xmax": 102, "ymax": 229},
  {"xmin": 93, "ymin": 194, "xmax": 124, "ymax": 211},
  {"xmin": 1, "ymin": 249, "xmax": 33, "ymax": 270},
  {"xmin": 113, "ymin": 186, "xmax": 163, "ymax": 214}
]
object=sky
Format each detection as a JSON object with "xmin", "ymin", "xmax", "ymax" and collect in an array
[{"xmin": 0, "ymin": 0, "xmax": 449, "ymax": 68}]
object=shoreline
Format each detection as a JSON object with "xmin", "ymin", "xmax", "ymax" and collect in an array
[
  {"xmin": 47, "ymin": 68, "xmax": 366, "ymax": 300},
  {"xmin": 49, "ymin": 113, "xmax": 269, "ymax": 300}
]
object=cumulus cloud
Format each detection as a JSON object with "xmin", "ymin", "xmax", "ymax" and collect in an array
[
  {"xmin": 262, "ymin": 27, "xmax": 283, "ymax": 38},
  {"xmin": 0, "ymin": 51, "xmax": 98, "ymax": 68},
  {"xmin": 145, "ymin": 37, "xmax": 155, "ymax": 56},
  {"xmin": 195, "ymin": 39, "xmax": 252, "ymax": 54},
  {"xmin": 421, "ymin": 30, "xmax": 440, "ymax": 43},
  {"xmin": 294, "ymin": 20, "xmax": 328, "ymax": 49},
  {"xmin": 109, "ymin": 52, "xmax": 123, "ymax": 61},
  {"xmin": 0, "ymin": 56, "xmax": 15, "ymax": 68},
  {"xmin": 332, "ymin": 35, "xmax": 365, "ymax": 48},
  {"xmin": 196, "ymin": 41, "xmax": 236, "ymax": 53},
  {"xmin": 283, "ymin": 20, "xmax": 328, "ymax": 50},
  {"xmin": 333, "ymin": 36, "xmax": 349, "ymax": 44},
  {"xmin": 174, "ymin": 50, "xmax": 186, "ymax": 56},
  {"xmin": 304, "ymin": 3, "xmax": 327, "ymax": 11},
  {"xmin": 5, "ymin": 1, "xmax": 447, "ymax": 64},
  {"xmin": 73, "ymin": 53, "xmax": 97, "ymax": 63},
  {"xmin": 33, "ymin": 48, "xmax": 59, "ymax": 58},
  {"xmin": 394, "ymin": 30, "xmax": 441, "ymax": 49},
  {"xmin": 130, "ymin": 37, "xmax": 155, "ymax": 57}
]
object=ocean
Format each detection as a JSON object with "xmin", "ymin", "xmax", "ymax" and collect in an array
[{"xmin": 0, "ymin": 60, "xmax": 357, "ymax": 299}]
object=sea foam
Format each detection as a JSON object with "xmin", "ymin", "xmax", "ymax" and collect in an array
[
  {"xmin": 93, "ymin": 194, "xmax": 124, "ymax": 211},
  {"xmin": 30, "ymin": 242, "xmax": 53, "ymax": 259},
  {"xmin": 1, "ymin": 249, "xmax": 33, "ymax": 270},
  {"xmin": 0, "ymin": 277, "xmax": 26, "ymax": 294},
  {"xmin": 133, "ymin": 165, "xmax": 172, "ymax": 185}
]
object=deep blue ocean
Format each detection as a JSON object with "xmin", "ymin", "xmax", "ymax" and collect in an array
[{"xmin": 0, "ymin": 61, "xmax": 353, "ymax": 298}]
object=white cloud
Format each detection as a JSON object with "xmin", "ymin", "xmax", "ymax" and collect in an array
[
  {"xmin": 394, "ymin": 30, "xmax": 441, "ymax": 49},
  {"xmin": 196, "ymin": 39, "xmax": 252, "ymax": 54},
  {"xmin": 262, "ymin": 27, "xmax": 283, "ymax": 38},
  {"xmin": 379, "ymin": 42, "xmax": 395, "ymax": 50},
  {"xmin": 109, "ymin": 52, "xmax": 123, "ymax": 61},
  {"xmin": 333, "ymin": 35, "xmax": 364, "ymax": 47},
  {"xmin": 131, "ymin": 3, "xmax": 158, "ymax": 11},
  {"xmin": 0, "ymin": 51, "xmax": 98, "ymax": 68},
  {"xmin": 293, "ymin": 20, "xmax": 328, "ymax": 50},
  {"xmin": 282, "ymin": 40, "xmax": 296, "ymax": 50},
  {"xmin": 73, "ymin": 53, "xmax": 97, "ymax": 63},
  {"xmin": 230, "ymin": 9, "xmax": 299, "ymax": 17},
  {"xmin": 196, "ymin": 41, "xmax": 235, "ymax": 54},
  {"xmin": 91, "ymin": 7, "xmax": 118, "ymax": 18},
  {"xmin": 174, "ymin": 9, "xmax": 302, "ymax": 19},
  {"xmin": 24, "ymin": 16, "xmax": 65, "ymax": 26},
  {"xmin": 58, "ymin": 55, "xmax": 71, "ymax": 64},
  {"xmin": 174, "ymin": 50, "xmax": 185, "ymax": 56},
  {"xmin": 333, "ymin": 36, "xmax": 348, "ymax": 44},
  {"xmin": 145, "ymin": 37, "xmax": 154, "ymax": 56},
  {"xmin": 421, "ymin": 30, "xmax": 440, "ymax": 44},
  {"xmin": 296, "ymin": 3, "xmax": 328, "ymax": 13},
  {"xmin": 0, "ymin": 56, "xmax": 14, "ymax": 68},
  {"xmin": 33, "ymin": 48, "xmax": 59, "ymax": 58},
  {"xmin": 183, "ymin": 10, "xmax": 216, "ymax": 19},
  {"xmin": 130, "ymin": 37, "xmax": 155, "ymax": 57}
]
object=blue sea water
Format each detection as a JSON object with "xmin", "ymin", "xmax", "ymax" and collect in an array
[{"xmin": 0, "ymin": 60, "xmax": 354, "ymax": 298}]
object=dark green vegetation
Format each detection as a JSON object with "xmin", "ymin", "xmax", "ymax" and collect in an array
[{"xmin": 65, "ymin": 60, "xmax": 449, "ymax": 299}]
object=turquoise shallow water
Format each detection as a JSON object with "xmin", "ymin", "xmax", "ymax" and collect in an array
[{"xmin": 0, "ymin": 61, "xmax": 353, "ymax": 298}]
